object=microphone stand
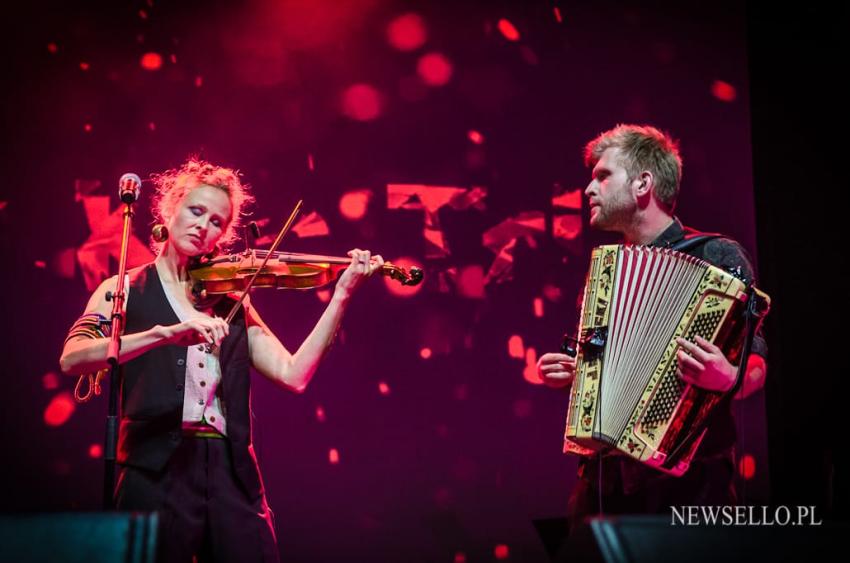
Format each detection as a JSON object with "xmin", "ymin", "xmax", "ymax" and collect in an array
[{"xmin": 102, "ymin": 184, "xmax": 138, "ymax": 509}]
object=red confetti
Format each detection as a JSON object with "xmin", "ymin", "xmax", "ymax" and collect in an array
[
  {"xmin": 454, "ymin": 552, "xmax": 467, "ymax": 563},
  {"xmin": 83, "ymin": 123, "xmax": 92, "ymax": 133},
  {"xmin": 420, "ymin": 347, "xmax": 432, "ymax": 359},
  {"xmin": 42, "ymin": 372, "xmax": 60, "ymax": 390},
  {"xmin": 34, "ymin": 260, "xmax": 46, "ymax": 269},
  {"xmin": 0, "ymin": 201, "xmax": 7, "ymax": 210},
  {"xmin": 44, "ymin": 392, "xmax": 75, "ymax": 427},
  {"xmin": 79, "ymin": 62, "xmax": 90, "ymax": 71},
  {"xmin": 387, "ymin": 13, "xmax": 427, "ymax": 52},
  {"xmin": 508, "ymin": 335, "xmax": 524, "ymax": 359},
  {"xmin": 88, "ymin": 444, "xmax": 103, "ymax": 459},
  {"xmin": 140, "ymin": 52, "xmax": 163, "ymax": 71},
  {"xmin": 339, "ymin": 190, "xmax": 372, "ymax": 220},
  {"xmin": 554, "ymin": 7, "xmax": 563, "ymax": 23},
  {"xmin": 148, "ymin": 122, "xmax": 156, "ymax": 131},
  {"xmin": 494, "ymin": 544, "xmax": 510, "ymax": 560},
  {"xmin": 194, "ymin": 75, "xmax": 203, "ymax": 88},
  {"xmin": 467, "ymin": 130, "xmax": 484, "ymax": 145},
  {"xmin": 739, "ymin": 454, "xmax": 756, "ymax": 480},
  {"xmin": 139, "ymin": 9, "xmax": 148, "ymax": 20},
  {"xmin": 307, "ymin": 153, "xmax": 315, "ymax": 171},
  {"xmin": 316, "ymin": 406, "xmax": 326, "ymax": 422},
  {"xmin": 328, "ymin": 448, "xmax": 340, "ymax": 464},
  {"xmin": 417, "ymin": 52, "xmax": 453, "ymax": 86},
  {"xmin": 316, "ymin": 289, "xmax": 331, "ymax": 303},
  {"xmin": 711, "ymin": 80, "xmax": 737, "ymax": 102},
  {"xmin": 341, "ymin": 83, "xmax": 382, "ymax": 121},
  {"xmin": 169, "ymin": 53, "xmax": 177, "ymax": 64},
  {"xmin": 497, "ymin": 18, "xmax": 520, "ymax": 42},
  {"xmin": 378, "ymin": 382, "xmax": 390, "ymax": 395},
  {"xmin": 47, "ymin": 42, "xmax": 58, "ymax": 54}
]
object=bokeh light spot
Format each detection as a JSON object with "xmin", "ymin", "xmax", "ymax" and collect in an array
[
  {"xmin": 387, "ymin": 13, "xmax": 427, "ymax": 52},
  {"xmin": 739, "ymin": 454, "xmax": 756, "ymax": 480},
  {"xmin": 417, "ymin": 52, "xmax": 453, "ymax": 87},
  {"xmin": 508, "ymin": 335, "xmax": 524, "ymax": 359},
  {"xmin": 467, "ymin": 130, "xmax": 484, "ymax": 144},
  {"xmin": 711, "ymin": 80, "xmax": 737, "ymax": 102},
  {"xmin": 533, "ymin": 297, "xmax": 544, "ymax": 318},
  {"xmin": 497, "ymin": 18, "xmax": 520, "ymax": 41},
  {"xmin": 341, "ymin": 83, "xmax": 382, "ymax": 121},
  {"xmin": 44, "ymin": 392, "xmax": 75, "ymax": 427},
  {"xmin": 339, "ymin": 190, "xmax": 372, "ymax": 220},
  {"xmin": 457, "ymin": 265, "xmax": 485, "ymax": 299},
  {"xmin": 140, "ymin": 52, "xmax": 163, "ymax": 71},
  {"xmin": 42, "ymin": 372, "xmax": 59, "ymax": 390},
  {"xmin": 384, "ymin": 256, "xmax": 424, "ymax": 298},
  {"xmin": 524, "ymin": 347, "xmax": 541, "ymax": 385}
]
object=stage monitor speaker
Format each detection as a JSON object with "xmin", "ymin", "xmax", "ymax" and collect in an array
[
  {"xmin": 0, "ymin": 512, "xmax": 157, "ymax": 563},
  {"xmin": 555, "ymin": 515, "xmax": 845, "ymax": 563}
]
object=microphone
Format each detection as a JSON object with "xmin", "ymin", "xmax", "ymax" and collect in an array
[{"xmin": 118, "ymin": 173, "xmax": 142, "ymax": 203}]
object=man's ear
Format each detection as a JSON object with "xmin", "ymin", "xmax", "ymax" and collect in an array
[{"xmin": 635, "ymin": 171, "xmax": 654, "ymax": 197}]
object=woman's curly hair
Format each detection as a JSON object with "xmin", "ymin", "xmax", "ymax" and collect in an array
[{"xmin": 149, "ymin": 157, "xmax": 254, "ymax": 252}]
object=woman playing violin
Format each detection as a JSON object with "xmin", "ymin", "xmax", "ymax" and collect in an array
[{"xmin": 59, "ymin": 158, "xmax": 383, "ymax": 563}]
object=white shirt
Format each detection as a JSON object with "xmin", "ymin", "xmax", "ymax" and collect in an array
[{"xmin": 158, "ymin": 269, "xmax": 228, "ymax": 436}]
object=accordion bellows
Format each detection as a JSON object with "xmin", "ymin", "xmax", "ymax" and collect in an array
[{"xmin": 564, "ymin": 245, "xmax": 768, "ymax": 476}]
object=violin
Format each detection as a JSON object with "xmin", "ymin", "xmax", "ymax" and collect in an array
[
  {"xmin": 188, "ymin": 249, "xmax": 423, "ymax": 303},
  {"xmin": 186, "ymin": 200, "xmax": 422, "ymax": 335}
]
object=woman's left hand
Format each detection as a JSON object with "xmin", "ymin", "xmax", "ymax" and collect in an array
[{"xmin": 335, "ymin": 248, "xmax": 384, "ymax": 300}]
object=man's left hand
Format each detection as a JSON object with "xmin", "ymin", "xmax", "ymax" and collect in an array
[{"xmin": 675, "ymin": 336, "xmax": 737, "ymax": 393}]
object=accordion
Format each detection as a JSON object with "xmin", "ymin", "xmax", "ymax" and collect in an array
[{"xmin": 564, "ymin": 244, "xmax": 769, "ymax": 476}]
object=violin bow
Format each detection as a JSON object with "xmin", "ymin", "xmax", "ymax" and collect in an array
[{"xmin": 222, "ymin": 199, "xmax": 303, "ymax": 325}]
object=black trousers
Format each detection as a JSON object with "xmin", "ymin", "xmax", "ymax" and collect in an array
[
  {"xmin": 115, "ymin": 437, "xmax": 279, "ymax": 563},
  {"xmin": 567, "ymin": 452, "xmax": 737, "ymax": 534}
]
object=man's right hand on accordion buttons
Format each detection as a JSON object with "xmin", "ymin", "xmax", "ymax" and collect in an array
[{"xmin": 537, "ymin": 353, "xmax": 576, "ymax": 388}]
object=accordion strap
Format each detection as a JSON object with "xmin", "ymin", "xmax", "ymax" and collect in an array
[{"xmin": 669, "ymin": 233, "xmax": 722, "ymax": 253}]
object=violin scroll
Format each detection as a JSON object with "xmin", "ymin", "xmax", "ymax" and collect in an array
[{"xmin": 384, "ymin": 262, "xmax": 424, "ymax": 287}]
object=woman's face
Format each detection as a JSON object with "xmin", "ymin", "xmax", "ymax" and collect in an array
[{"xmin": 168, "ymin": 185, "xmax": 233, "ymax": 257}]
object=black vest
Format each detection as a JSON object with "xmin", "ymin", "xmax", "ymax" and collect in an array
[{"xmin": 117, "ymin": 263, "xmax": 264, "ymax": 499}]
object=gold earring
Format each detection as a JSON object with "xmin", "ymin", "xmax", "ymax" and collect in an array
[{"xmin": 152, "ymin": 224, "xmax": 169, "ymax": 242}]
